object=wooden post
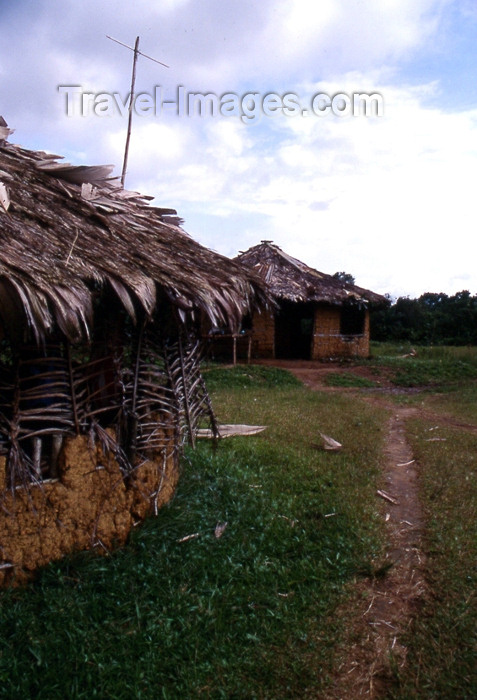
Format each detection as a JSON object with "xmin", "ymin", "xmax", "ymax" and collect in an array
[
  {"xmin": 66, "ymin": 339, "xmax": 80, "ymax": 435},
  {"xmin": 128, "ymin": 320, "xmax": 145, "ymax": 463},
  {"xmin": 50, "ymin": 434, "xmax": 63, "ymax": 478},
  {"xmin": 121, "ymin": 36, "xmax": 140, "ymax": 187},
  {"xmin": 178, "ymin": 335, "xmax": 195, "ymax": 448},
  {"xmin": 32, "ymin": 437, "xmax": 42, "ymax": 479},
  {"xmin": 107, "ymin": 35, "xmax": 169, "ymax": 188}
]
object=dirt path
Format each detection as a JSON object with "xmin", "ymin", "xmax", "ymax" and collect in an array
[
  {"xmin": 327, "ymin": 404, "xmax": 427, "ymax": 698},
  {"xmin": 258, "ymin": 361, "xmax": 429, "ymax": 697}
]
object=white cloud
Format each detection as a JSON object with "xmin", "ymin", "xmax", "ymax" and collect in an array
[
  {"xmin": 123, "ymin": 74, "xmax": 477, "ymax": 298},
  {"xmin": 2, "ymin": 0, "xmax": 477, "ymax": 298}
]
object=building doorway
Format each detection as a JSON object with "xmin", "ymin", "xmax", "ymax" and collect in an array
[{"xmin": 275, "ymin": 301, "xmax": 315, "ymax": 359}]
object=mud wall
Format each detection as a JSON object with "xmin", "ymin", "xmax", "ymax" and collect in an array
[
  {"xmin": 250, "ymin": 308, "xmax": 275, "ymax": 358},
  {"xmin": 0, "ymin": 433, "xmax": 179, "ymax": 586},
  {"xmin": 249, "ymin": 305, "xmax": 370, "ymax": 360},
  {"xmin": 311, "ymin": 306, "xmax": 370, "ymax": 359}
]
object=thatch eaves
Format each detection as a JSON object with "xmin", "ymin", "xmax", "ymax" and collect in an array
[
  {"xmin": 236, "ymin": 241, "xmax": 386, "ymax": 307},
  {"xmin": 0, "ymin": 129, "xmax": 267, "ymax": 343}
]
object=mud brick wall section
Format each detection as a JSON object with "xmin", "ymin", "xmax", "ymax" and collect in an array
[
  {"xmin": 311, "ymin": 307, "xmax": 370, "ymax": 359},
  {"xmin": 251, "ymin": 306, "xmax": 370, "ymax": 359},
  {"xmin": 0, "ymin": 433, "xmax": 179, "ymax": 586}
]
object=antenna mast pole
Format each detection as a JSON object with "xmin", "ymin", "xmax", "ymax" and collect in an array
[
  {"xmin": 107, "ymin": 34, "xmax": 169, "ymax": 188},
  {"xmin": 121, "ymin": 35, "xmax": 140, "ymax": 187}
]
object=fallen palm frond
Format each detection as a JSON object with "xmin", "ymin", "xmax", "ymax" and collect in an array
[
  {"xmin": 197, "ymin": 424, "xmax": 267, "ymax": 439},
  {"xmin": 319, "ymin": 432, "xmax": 343, "ymax": 451},
  {"xmin": 214, "ymin": 521, "xmax": 228, "ymax": 538}
]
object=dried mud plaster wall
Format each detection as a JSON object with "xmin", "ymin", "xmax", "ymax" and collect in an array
[
  {"xmin": 0, "ymin": 434, "xmax": 179, "ymax": 585},
  {"xmin": 312, "ymin": 307, "xmax": 370, "ymax": 359},
  {"xmin": 250, "ymin": 306, "xmax": 370, "ymax": 360}
]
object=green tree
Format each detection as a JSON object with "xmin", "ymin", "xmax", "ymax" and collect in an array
[
  {"xmin": 370, "ymin": 291, "xmax": 477, "ymax": 345},
  {"xmin": 333, "ymin": 271, "xmax": 356, "ymax": 285}
]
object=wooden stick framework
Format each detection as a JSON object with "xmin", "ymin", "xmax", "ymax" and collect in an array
[
  {"xmin": 121, "ymin": 35, "xmax": 139, "ymax": 187},
  {"xmin": 0, "ymin": 325, "xmax": 218, "ymax": 493},
  {"xmin": 0, "ymin": 123, "xmax": 267, "ymax": 501}
]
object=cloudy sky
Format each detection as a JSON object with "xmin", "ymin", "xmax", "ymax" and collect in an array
[{"xmin": 2, "ymin": 0, "xmax": 477, "ymax": 299}]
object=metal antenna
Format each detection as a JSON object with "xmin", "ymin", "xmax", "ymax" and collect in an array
[{"xmin": 106, "ymin": 35, "xmax": 169, "ymax": 187}]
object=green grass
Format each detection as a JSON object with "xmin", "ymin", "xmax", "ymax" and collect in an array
[
  {"xmin": 389, "ymin": 418, "xmax": 477, "ymax": 699},
  {"xmin": 324, "ymin": 372, "xmax": 376, "ymax": 388},
  {"xmin": 0, "ymin": 367, "xmax": 386, "ymax": 699},
  {"xmin": 201, "ymin": 363, "xmax": 302, "ymax": 391},
  {"xmin": 3, "ymin": 355, "xmax": 475, "ymax": 698},
  {"xmin": 367, "ymin": 342, "xmax": 477, "ymax": 388},
  {"xmin": 391, "ymin": 359, "xmax": 477, "ymax": 388},
  {"xmin": 369, "ymin": 342, "xmax": 477, "ymax": 363},
  {"xmin": 425, "ymin": 380, "xmax": 477, "ymax": 424}
]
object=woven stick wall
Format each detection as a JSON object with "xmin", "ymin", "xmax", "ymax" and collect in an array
[{"xmin": 0, "ymin": 323, "xmax": 217, "ymax": 493}]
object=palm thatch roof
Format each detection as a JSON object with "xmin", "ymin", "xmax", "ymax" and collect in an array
[
  {"xmin": 0, "ymin": 120, "xmax": 266, "ymax": 344},
  {"xmin": 236, "ymin": 241, "xmax": 386, "ymax": 306}
]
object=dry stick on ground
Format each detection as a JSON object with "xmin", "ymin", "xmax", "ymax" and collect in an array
[{"xmin": 376, "ymin": 489, "xmax": 399, "ymax": 505}]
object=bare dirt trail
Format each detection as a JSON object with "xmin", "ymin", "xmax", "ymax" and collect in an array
[
  {"xmin": 258, "ymin": 360, "xmax": 429, "ymax": 697},
  {"xmin": 326, "ymin": 405, "xmax": 428, "ymax": 698}
]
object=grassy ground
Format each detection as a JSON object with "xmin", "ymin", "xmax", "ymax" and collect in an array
[
  {"xmin": 367, "ymin": 344, "xmax": 477, "ymax": 697},
  {"xmin": 1, "ymin": 351, "xmax": 475, "ymax": 698},
  {"xmin": 390, "ymin": 418, "xmax": 477, "ymax": 699},
  {"xmin": 367, "ymin": 341, "xmax": 477, "ymax": 388},
  {"xmin": 0, "ymin": 366, "xmax": 386, "ymax": 699},
  {"xmin": 425, "ymin": 380, "xmax": 477, "ymax": 424},
  {"xmin": 324, "ymin": 372, "xmax": 376, "ymax": 388}
]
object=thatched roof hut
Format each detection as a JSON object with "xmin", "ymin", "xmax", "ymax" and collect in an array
[
  {"xmin": 235, "ymin": 241, "xmax": 386, "ymax": 360},
  {"xmin": 0, "ymin": 121, "xmax": 266, "ymax": 582},
  {"xmin": 0, "ymin": 121, "xmax": 264, "ymax": 342},
  {"xmin": 236, "ymin": 241, "xmax": 384, "ymax": 306}
]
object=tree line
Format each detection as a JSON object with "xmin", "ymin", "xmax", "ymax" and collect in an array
[{"xmin": 370, "ymin": 291, "xmax": 477, "ymax": 345}]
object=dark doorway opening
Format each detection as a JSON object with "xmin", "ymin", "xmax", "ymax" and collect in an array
[{"xmin": 275, "ymin": 301, "xmax": 315, "ymax": 359}]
